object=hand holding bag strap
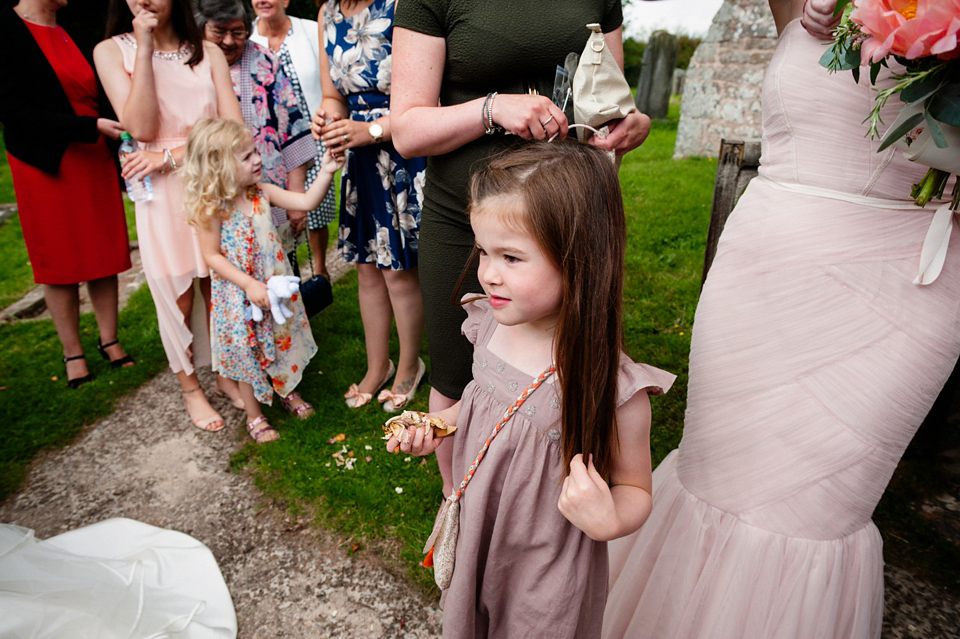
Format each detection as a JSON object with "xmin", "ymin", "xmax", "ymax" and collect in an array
[
  {"xmin": 423, "ymin": 365, "xmax": 557, "ymax": 589},
  {"xmin": 572, "ymin": 23, "xmax": 637, "ymax": 141}
]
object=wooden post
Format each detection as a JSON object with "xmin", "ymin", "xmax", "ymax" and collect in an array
[{"xmin": 702, "ymin": 138, "xmax": 761, "ymax": 288}]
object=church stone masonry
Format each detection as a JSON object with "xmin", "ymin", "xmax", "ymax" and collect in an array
[{"xmin": 673, "ymin": 0, "xmax": 778, "ymax": 158}]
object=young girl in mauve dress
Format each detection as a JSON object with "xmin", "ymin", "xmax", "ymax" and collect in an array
[
  {"xmin": 183, "ymin": 118, "xmax": 342, "ymax": 443},
  {"xmin": 386, "ymin": 140, "xmax": 675, "ymax": 639}
]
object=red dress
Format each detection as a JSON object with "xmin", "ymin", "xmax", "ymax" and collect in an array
[{"xmin": 7, "ymin": 20, "xmax": 129, "ymax": 285}]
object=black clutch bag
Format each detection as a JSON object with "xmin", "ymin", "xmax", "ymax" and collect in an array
[
  {"xmin": 300, "ymin": 234, "xmax": 333, "ymax": 318},
  {"xmin": 300, "ymin": 272, "xmax": 332, "ymax": 317}
]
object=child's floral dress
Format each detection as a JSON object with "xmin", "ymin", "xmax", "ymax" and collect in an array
[{"xmin": 211, "ymin": 187, "xmax": 317, "ymax": 403}]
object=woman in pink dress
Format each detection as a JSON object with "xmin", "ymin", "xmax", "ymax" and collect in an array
[
  {"xmin": 602, "ymin": 1, "xmax": 960, "ymax": 637},
  {"xmin": 95, "ymin": 0, "xmax": 243, "ymax": 431}
]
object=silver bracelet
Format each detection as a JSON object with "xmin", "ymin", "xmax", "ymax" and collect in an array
[{"xmin": 482, "ymin": 92, "xmax": 503, "ymax": 135}]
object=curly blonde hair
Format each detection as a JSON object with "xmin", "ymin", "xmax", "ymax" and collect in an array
[{"xmin": 182, "ymin": 118, "xmax": 252, "ymax": 228}]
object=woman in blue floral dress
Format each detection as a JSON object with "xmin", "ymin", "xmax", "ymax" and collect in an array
[{"xmin": 312, "ymin": 0, "xmax": 428, "ymax": 412}]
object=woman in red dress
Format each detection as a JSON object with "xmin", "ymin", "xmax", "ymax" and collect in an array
[{"xmin": 0, "ymin": 0, "xmax": 133, "ymax": 387}]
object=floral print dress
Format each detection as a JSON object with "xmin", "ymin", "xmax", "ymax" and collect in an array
[
  {"xmin": 230, "ymin": 41, "xmax": 316, "ymax": 254},
  {"xmin": 211, "ymin": 187, "xmax": 317, "ymax": 403},
  {"xmin": 322, "ymin": 0, "xmax": 426, "ymax": 269}
]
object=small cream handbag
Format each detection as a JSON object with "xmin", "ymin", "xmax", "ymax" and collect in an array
[{"xmin": 572, "ymin": 23, "xmax": 637, "ymax": 141}]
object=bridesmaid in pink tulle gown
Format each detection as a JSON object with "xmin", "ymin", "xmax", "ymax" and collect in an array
[{"xmin": 602, "ymin": 1, "xmax": 960, "ymax": 637}]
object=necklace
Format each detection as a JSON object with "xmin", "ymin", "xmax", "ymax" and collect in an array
[
  {"xmin": 16, "ymin": 8, "xmax": 56, "ymax": 28},
  {"xmin": 152, "ymin": 46, "xmax": 190, "ymax": 61},
  {"xmin": 118, "ymin": 34, "xmax": 191, "ymax": 60}
]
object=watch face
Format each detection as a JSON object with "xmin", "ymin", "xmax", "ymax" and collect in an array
[{"xmin": 369, "ymin": 123, "xmax": 383, "ymax": 140}]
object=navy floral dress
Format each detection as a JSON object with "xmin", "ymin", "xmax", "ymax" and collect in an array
[{"xmin": 322, "ymin": 0, "xmax": 425, "ymax": 270}]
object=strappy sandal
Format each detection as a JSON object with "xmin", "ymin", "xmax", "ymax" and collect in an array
[
  {"xmin": 344, "ymin": 360, "xmax": 395, "ymax": 409},
  {"xmin": 63, "ymin": 354, "xmax": 93, "ymax": 389},
  {"xmin": 246, "ymin": 415, "xmax": 279, "ymax": 443},
  {"xmin": 181, "ymin": 386, "xmax": 225, "ymax": 432},
  {"xmin": 280, "ymin": 391, "xmax": 314, "ymax": 419},
  {"xmin": 97, "ymin": 339, "xmax": 135, "ymax": 368},
  {"xmin": 378, "ymin": 358, "xmax": 426, "ymax": 413}
]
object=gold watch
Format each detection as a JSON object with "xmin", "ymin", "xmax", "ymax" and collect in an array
[{"xmin": 368, "ymin": 122, "xmax": 384, "ymax": 144}]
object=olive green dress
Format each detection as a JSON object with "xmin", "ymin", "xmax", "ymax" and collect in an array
[{"xmin": 394, "ymin": 0, "xmax": 623, "ymax": 399}]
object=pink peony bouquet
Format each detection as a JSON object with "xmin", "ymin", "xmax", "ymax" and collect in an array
[{"xmin": 822, "ymin": 0, "xmax": 960, "ymax": 208}]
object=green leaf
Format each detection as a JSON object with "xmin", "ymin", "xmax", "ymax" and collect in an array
[
  {"xmin": 928, "ymin": 84, "xmax": 960, "ymax": 127},
  {"xmin": 901, "ymin": 75, "xmax": 943, "ymax": 104},
  {"xmin": 852, "ymin": 64, "xmax": 860, "ymax": 84},
  {"xmin": 902, "ymin": 84, "xmax": 941, "ymax": 109},
  {"xmin": 870, "ymin": 61, "xmax": 883, "ymax": 85},
  {"xmin": 821, "ymin": 42, "xmax": 860, "ymax": 72},
  {"xmin": 834, "ymin": 0, "xmax": 851, "ymax": 16},
  {"xmin": 924, "ymin": 108, "xmax": 949, "ymax": 149},
  {"xmin": 819, "ymin": 45, "xmax": 839, "ymax": 70},
  {"xmin": 878, "ymin": 111, "xmax": 924, "ymax": 152}
]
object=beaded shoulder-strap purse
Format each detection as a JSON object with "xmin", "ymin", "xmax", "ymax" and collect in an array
[{"xmin": 422, "ymin": 365, "xmax": 556, "ymax": 589}]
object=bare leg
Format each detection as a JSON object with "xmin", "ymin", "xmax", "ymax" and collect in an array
[
  {"xmin": 87, "ymin": 275, "xmax": 132, "ymax": 366},
  {"xmin": 354, "ymin": 263, "xmax": 394, "ymax": 394},
  {"xmin": 44, "ymin": 283, "xmax": 88, "ymax": 380},
  {"xmin": 309, "ymin": 227, "xmax": 329, "ymax": 280},
  {"xmin": 383, "ymin": 267, "xmax": 425, "ymax": 394},
  {"xmin": 430, "ymin": 387, "xmax": 458, "ymax": 496},
  {"xmin": 175, "ymin": 281, "xmax": 223, "ymax": 431}
]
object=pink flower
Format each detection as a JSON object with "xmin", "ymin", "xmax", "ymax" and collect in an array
[{"xmin": 852, "ymin": 0, "xmax": 960, "ymax": 64}]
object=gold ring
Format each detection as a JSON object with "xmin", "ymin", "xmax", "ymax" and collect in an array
[{"xmin": 343, "ymin": 134, "xmax": 349, "ymax": 143}]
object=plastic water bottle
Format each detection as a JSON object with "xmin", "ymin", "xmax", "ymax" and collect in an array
[{"xmin": 118, "ymin": 133, "xmax": 153, "ymax": 202}]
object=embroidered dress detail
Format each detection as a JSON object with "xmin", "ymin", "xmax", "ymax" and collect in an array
[{"xmin": 115, "ymin": 33, "xmax": 190, "ymax": 60}]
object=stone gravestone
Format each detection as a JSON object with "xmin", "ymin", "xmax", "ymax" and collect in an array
[
  {"xmin": 636, "ymin": 30, "xmax": 678, "ymax": 120},
  {"xmin": 674, "ymin": 0, "xmax": 778, "ymax": 158},
  {"xmin": 672, "ymin": 68, "xmax": 686, "ymax": 96}
]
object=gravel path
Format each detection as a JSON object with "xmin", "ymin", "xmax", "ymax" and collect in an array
[{"xmin": 0, "ymin": 366, "xmax": 443, "ymax": 638}]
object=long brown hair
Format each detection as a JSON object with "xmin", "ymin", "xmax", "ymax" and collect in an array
[
  {"xmin": 105, "ymin": 0, "xmax": 205, "ymax": 67},
  {"xmin": 464, "ymin": 140, "xmax": 627, "ymax": 480}
]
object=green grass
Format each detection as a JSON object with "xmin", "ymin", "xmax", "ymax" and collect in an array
[
  {"xmin": 0, "ymin": 285, "xmax": 169, "ymax": 497},
  {"xmin": 0, "ymin": 216, "xmax": 33, "ymax": 309}
]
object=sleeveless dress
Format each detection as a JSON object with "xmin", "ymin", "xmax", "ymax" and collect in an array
[
  {"xmin": 8, "ymin": 21, "xmax": 129, "ymax": 285},
  {"xmin": 602, "ymin": 20, "xmax": 960, "ymax": 639},
  {"xmin": 442, "ymin": 298, "xmax": 675, "ymax": 639},
  {"xmin": 113, "ymin": 35, "xmax": 219, "ymax": 374},
  {"xmin": 322, "ymin": 0, "xmax": 425, "ymax": 270},
  {"xmin": 210, "ymin": 188, "xmax": 317, "ymax": 404}
]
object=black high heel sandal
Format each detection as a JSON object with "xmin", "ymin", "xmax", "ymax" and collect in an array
[
  {"xmin": 63, "ymin": 354, "xmax": 93, "ymax": 389},
  {"xmin": 97, "ymin": 339, "xmax": 135, "ymax": 368}
]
